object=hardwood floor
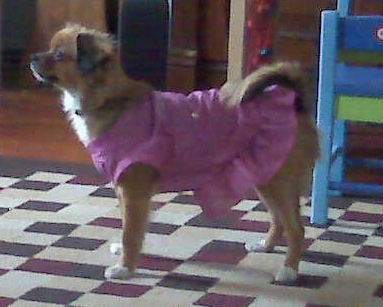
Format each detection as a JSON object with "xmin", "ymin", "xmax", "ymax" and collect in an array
[{"xmin": 0, "ymin": 87, "xmax": 91, "ymax": 164}]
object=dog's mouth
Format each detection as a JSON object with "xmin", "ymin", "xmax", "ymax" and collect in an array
[{"xmin": 30, "ymin": 62, "xmax": 59, "ymax": 84}]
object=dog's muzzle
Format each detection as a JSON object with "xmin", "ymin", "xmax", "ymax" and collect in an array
[{"xmin": 30, "ymin": 54, "xmax": 58, "ymax": 83}]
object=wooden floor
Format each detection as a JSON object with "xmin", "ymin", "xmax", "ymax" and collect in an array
[{"xmin": 0, "ymin": 88, "xmax": 91, "ymax": 164}]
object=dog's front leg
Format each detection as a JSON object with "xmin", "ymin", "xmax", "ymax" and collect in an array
[{"xmin": 105, "ymin": 164, "xmax": 158, "ymax": 279}]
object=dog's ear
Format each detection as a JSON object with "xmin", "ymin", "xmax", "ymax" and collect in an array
[
  {"xmin": 76, "ymin": 33, "xmax": 99, "ymax": 74},
  {"xmin": 76, "ymin": 33, "xmax": 110, "ymax": 75}
]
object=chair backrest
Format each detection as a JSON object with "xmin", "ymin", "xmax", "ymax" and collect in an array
[
  {"xmin": 319, "ymin": 0, "xmax": 383, "ymax": 123},
  {"xmin": 119, "ymin": 0, "xmax": 171, "ymax": 89},
  {"xmin": 336, "ymin": 14, "xmax": 383, "ymax": 97},
  {"xmin": 337, "ymin": 0, "xmax": 352, "ymax": 17},
  {"xmin": 335, "ymin": 0, "xmax": 383, "ymax": 63}
]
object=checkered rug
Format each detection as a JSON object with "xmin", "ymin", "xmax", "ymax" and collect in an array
[{"xmin": 0, "ymin": 156, "xmax": 383, "ymax": 307}]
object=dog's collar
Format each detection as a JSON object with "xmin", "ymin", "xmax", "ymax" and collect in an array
[{"xmin": 73, "ymin": 97, "xmax": 130, "ymax": 117}]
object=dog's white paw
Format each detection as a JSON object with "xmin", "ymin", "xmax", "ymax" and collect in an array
[
  {"xmin": 274, "ymin": 265, "xmax": 298, "ymax": 283},
  {"xmin": 245, "ymin": 239, "xmax": 268, "ymax": 252},
  {"xmin": 104, "ymin": 264, "xmax": 134, "ymax": 280},
  {"xmin": 110, "ymin": 242, "xmax": 122, "ymax": 255}
]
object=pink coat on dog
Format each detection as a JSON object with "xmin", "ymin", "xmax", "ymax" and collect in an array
[{"xmin": 87, "ymin": 85, "xmax": 297, "ymax": 218}]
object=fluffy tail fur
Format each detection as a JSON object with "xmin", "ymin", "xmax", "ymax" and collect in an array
[{"xmin": 220, "ymin": 62, "xmax": 307, "ymax": 111}]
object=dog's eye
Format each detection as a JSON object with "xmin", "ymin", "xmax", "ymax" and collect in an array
[{"xmin": 53, "ymin": 49, "xmax": 65, "ymax": 62}]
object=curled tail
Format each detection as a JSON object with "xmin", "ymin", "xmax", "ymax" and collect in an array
[{"xmin": 220, "ymin": 62, "xmax": 307, "ymax": 111}]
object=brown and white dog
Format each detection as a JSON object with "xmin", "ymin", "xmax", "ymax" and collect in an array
[{"xmin": 30, "ymin": 24, "xmax": 319, "ymax": 284}]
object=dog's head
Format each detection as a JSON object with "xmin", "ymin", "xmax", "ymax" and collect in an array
[{"xmin": 30, "ymin": 24, "xmax": 116, "ymax": 90}]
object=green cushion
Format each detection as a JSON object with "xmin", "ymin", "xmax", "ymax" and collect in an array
[
  {"xmin": 337, "ymin": 96, "xmax": 383, "ymax": 123},
  {"xmin": 339, "ymin": 50, "xmax": 383, "ymax": 65}
]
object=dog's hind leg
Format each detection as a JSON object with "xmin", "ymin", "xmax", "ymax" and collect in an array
[
  {"xmin": 247, "ymin": 115, "xmax": 318, "ymax": 283},
  {"xmin": 256, "ymin": 181, "xmax": 304, "ymax": 284},
  {"xmin": 245, "ymin": 198, "xmax": 283, "ymax": 253},
  {"xmin": 251, "ymin": 135, "xmax": 308, "ymax": 283},
  {"xmin": 104, "ymin": 164, "xmax": 157, "ymax": 280}
]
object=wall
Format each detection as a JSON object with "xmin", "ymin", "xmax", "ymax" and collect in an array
[
  {"xmin": 1, "ymin": 0, "xmax": 36, "ymax": 52},
  {"xmin": 29, "ymin": 0, "xmax": 106, "ymax": 54}
]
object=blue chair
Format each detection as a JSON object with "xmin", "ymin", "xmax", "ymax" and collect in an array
[{"xmin": 311, "ymin": 0, "xmax": 383, "ymax": 225}]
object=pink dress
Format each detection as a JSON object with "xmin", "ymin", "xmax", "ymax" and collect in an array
[{"xmin": 87, "ymin": 85, "xmax": 297, "ymax": 218}]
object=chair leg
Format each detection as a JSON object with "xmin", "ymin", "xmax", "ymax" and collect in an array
[
  {"xmin": 311, "ymin": 97, "xmax": 337, "ymax": 225},
  {"xmin": 330, "ymin": 120, "xmax": 346, "ymax": 195},
  {"xmin": 311, "ymin": 10, "xmax": 338, "ymax": 225},
  {"xmin": 311, "ymin": 90, "xmax": 335, "ymax": 225},
  {"xmin": 311, "ymin": 131, "xmax": 332, "ymax": 225}
]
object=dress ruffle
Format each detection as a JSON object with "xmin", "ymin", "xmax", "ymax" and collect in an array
[{"xmin": 194, "ymin": 86, "xmax": 298, "ymax": 217}]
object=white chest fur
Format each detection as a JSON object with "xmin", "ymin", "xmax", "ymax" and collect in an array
[{"xmin": 61, "ymin": 91, "xmax": 91, "ymax": 145}]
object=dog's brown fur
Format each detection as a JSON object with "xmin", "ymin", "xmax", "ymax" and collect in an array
[{"xmin": 30, "ymin": 24, "xmax": 319, "ymax": 282}]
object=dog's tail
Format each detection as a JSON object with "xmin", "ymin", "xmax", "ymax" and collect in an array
[{"xmin": 220, "ymin": 62, "xmax": 307, "ymax": 111}]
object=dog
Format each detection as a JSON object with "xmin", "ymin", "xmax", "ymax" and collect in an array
[{"xmin": 30, "ymin": 24, "xmax": 319, "ymax": 284}]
